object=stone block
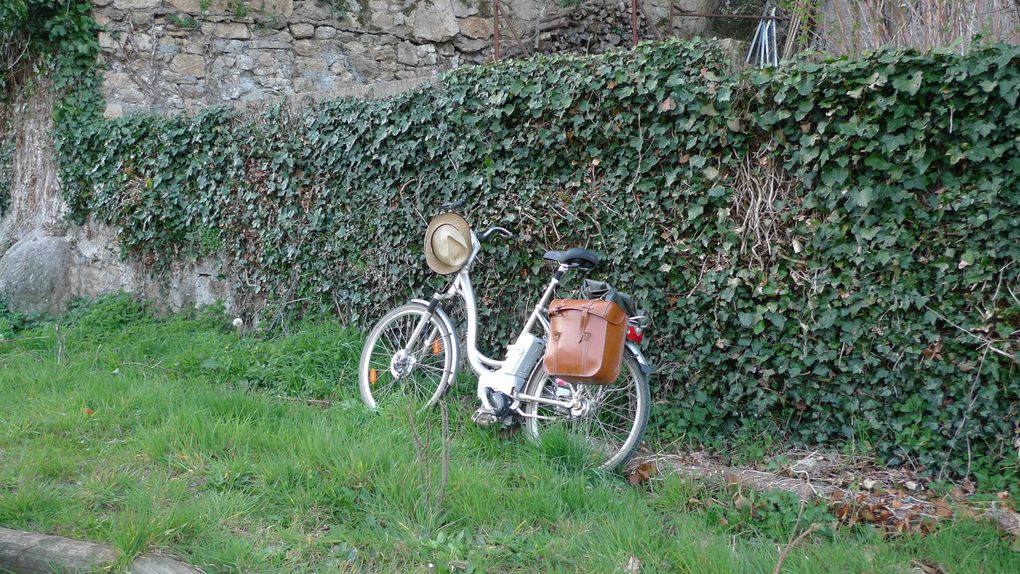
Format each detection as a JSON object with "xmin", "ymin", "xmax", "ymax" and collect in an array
[
  {"xmin": 98, "ymin": 32, "xmax": 118, "ymax": 49},
  {"xmin": 157, "ymin": 42, "xmax": 179, "ymax": 57},
  {"xmin": 0, "ymin": 236, "xmax": 73, "ymax": 315},
  {"xmin": 171, "ymin": 53, "xmax": 207, "ymax": 77},
  {"xmin": 314, "ymin": 26, "xmax": 337, "ymax": 39},
  {"xmin": 396, "ymin": 42, "xmax": 417, "ymax": 66},
  {"xmin": 113, "ymin": 0, "xmax": 160, "ymax": 9},
  {"xmin": 452, "ymin": 0, "xmax": 478, "ymax": 18},
  {"xmin": 293, "ymin": 40, "xmax": 319, "ymax": 57},
  {"xmin": 250, "ymin": 0, "xmax": 294, "ymax": 17},
  {"xmin": 215, "ymin": 23, "xmax": 251, "ymax": 39},
  {"xmin": 103, "ymin": 103, "xmax": 124, "ymax": 118},
  {"xmin": 296, "ymin": 57, "xmax": 327, "ymax": 73},
  {"xmin": 412, "ymin": 0, "xmax": 459, "ymax": 42},
  {"xmin": 103, "ymin": 72, "xmax": 135, "ymax": 91},
  {"xmin": 254, "ymin": 52, "xmax": 280, "ymax": 75},
  {"xmin": 120, "ymin": 86, "xmax": 147, "ymax": 103},
  {"xmin": 234, "ymin": 54, "xmax": 254, "ymax": 70},
  {"xmin": 416, "ymin": 44, "xmax": 438, "ymax": 66},
  {"xmin": 223, "ymin": 75, "xmax": 257, "ymax": 100},
  {"xmin": 369, "ymin": 11, "xmax": 393, "ymax": 29},
  {"xmin": 292, "ymin": 0, "xmax": 333, "ymax": 23},
  {"xmin": 329, "ymin": 59, "xmax": 353, "ymax": 76},
  {"xmin": 166, "ymin": 0, "xmax": 201, "ymax": 11},
  {"xmin": 256, "ymin": 29, "xmax": 294, "ymax": 42},
  {"xmin": 132, "ymin": 33, "xmax": 154, "ymax": 52},
  {"xmin": 184, "ymin": 38, "xmax": 206, "ymax": 54},
  {"xmin": 95, "ymin": 0, "xmax": 115, "ymax": 6},
  {"xmin": 453, "ymin": 35, "xmax": 488, "ymax": 54},
  {"xmin": 290, "ymin": 23, "xmax": 314, "ymax": 39},
  {"xmin": 213, "ymin": 39, "xmax": 246, "ymax": 53},
  {"xmin": 253, "ymin": 40, "xmax": 292, "ymax": 50},
  {"xmin": 457, "ymin": 16, "xmax": 491, "ymax": 40}
]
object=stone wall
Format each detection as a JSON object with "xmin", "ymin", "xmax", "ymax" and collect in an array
[
  {"xmin": 0, "ymin": 83, "xmax": 233, "ymax": 315},
  {"xmin": 96, "ymin": 0, "xmax": 500, "ymax": 116},
  {"xmin": 95, "ymin": 0, "xmax": 720, "ymax": 116},
  {"xmin": 0, "ymin": 1, "xmax": 726, "ymax": 315}
]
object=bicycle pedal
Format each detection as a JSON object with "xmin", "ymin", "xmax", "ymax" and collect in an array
[{"xmin": 471, "ymin": 407, "xmax": 498, "ymax": 426}]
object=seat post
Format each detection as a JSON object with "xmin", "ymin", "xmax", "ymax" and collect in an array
[{"xmin": 521, "ymin": 264, "xmax": 569, "ymax": 335}]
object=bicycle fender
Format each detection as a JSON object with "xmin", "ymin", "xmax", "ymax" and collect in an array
[
  {"xmin": 409, "ymin": 299, "xmax": 461, "ymax": 376},
  {"xmin": 625, "ymin": 341, "xmax": 654, "ymax": 376}
]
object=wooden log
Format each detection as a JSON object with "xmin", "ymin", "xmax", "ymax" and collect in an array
[
  {"xmin": 539, "ymin": 17, "xmax": 568, "ymax": 33},
  {"xmin": 0, "ymin": 527, "xmax": 201, "ymax": 574},
  {"xmin": 0, "ymin": 527, "xmax": 115, "ymax": 573}
]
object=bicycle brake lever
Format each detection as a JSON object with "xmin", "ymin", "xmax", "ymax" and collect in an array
[{"xmin": 440, "ymin": 199, "xmax": 465, "ymax": 212}]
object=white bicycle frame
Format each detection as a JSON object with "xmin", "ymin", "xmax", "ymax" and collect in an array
[
  {"xmin": 401, "ymin": 228, "xmax": 653, "ymax": 419},
  {"xmin": 400, "ymin": 231, "xmax": 571, "ymax": 410}
]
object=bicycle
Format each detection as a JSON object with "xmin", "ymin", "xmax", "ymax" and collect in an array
[{"xmin": 357, "ymin": 208, "xmax": 653, "ymax": 470}]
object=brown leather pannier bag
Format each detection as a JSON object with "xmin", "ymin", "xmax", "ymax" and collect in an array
[{"xmin": 544, "ymin": 299, "xmax": 628, "ymax": 385}]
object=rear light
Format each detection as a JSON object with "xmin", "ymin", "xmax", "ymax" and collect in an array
[{"xmin": 626, "ymin": 325, "xmax": 643, "ymax": 344}]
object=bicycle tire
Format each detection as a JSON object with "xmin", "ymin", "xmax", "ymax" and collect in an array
[
  {"xmin": 521, "ymin": 352, "xmax": 650, "ymax": 471},
  {"xmin": 358, "ymin": 302, "xmax": 458, "ymax": 409}
]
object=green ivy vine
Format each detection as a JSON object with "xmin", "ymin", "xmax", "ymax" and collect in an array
[
  {"xmin": 1, "ymin": 0, "xmax": 102, "ymax": 213},
  {"xmin": 56, "ymin": 38, "xmax": 1020, "ymax": 486}
]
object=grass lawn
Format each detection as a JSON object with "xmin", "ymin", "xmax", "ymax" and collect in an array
[{"xmin": 0, "ymin": 296, "xmax": 1017, "ymax": 573}]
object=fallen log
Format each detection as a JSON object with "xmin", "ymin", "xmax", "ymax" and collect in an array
[{"xmin": 0, "ymin": 527, "xmax": 201, "ymax": 574}]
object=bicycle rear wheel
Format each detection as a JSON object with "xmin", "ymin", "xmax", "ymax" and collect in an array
[
  {"xmin": 358, "ymin": 303, "xmax": 457, "ymax": 409},
  {"xmin": 521, "ymin": 353, "xmax": 649, "ymax": 471}
]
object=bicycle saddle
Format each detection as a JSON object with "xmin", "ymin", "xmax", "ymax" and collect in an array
[{"xmin": 543, "ymin": 247, "xmax": 601, "ymax": 270}]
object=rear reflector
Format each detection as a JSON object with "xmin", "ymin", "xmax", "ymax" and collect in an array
[{"xmin": 626, "ymin": 326, "xmax": 644, "ymax": 344}]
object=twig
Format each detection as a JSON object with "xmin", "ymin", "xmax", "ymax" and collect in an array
[
  {"xmin": 438, "ymin": 402, "xmax": 450, "ymax": 508},
  {"xmin": 771, "ymin": 522, "xmax": 821, "ymax": 574},
  {"xmin": 407, "ymin": 402, "xmax": 427, "ymax": 504},
  {"xmin": 924, "ymin": 305, "xmax": 1017, "ymax": 364},
  {"xmin": 939, "ymin": 344, "xmax": 989, "ymax": 481}
]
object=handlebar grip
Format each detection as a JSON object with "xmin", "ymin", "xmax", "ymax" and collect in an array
[{"xmin": 480, "ymin": 226, "xmax": 515, "ymax": 242}]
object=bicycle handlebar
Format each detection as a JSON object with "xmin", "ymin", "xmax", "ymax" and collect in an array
[{"xmin": 479, "ymin": 226, "xmax": 515, "ymax": 242}]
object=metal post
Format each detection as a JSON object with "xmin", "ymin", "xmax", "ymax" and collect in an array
[
  {"xmin": 493, "ymin": 0, "xmax": 501, "ymax": 60},
  {"xmin": 631, "ymin": 0, "xmax": 639, "ymax": 47}
]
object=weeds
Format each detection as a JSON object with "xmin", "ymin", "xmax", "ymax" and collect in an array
[{"xmin": 0, "ymin": 296, "xmax": 1017, "ymax": 572}]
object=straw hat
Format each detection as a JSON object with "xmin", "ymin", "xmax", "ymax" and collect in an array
[{"xmin": 424, "ymin": 213, "xmax": 472, "ymax": 275}]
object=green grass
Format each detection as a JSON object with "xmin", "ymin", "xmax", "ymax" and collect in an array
[{"xmin": 0, "ymin": 295, "xmax": 1017, "ymax": 573}]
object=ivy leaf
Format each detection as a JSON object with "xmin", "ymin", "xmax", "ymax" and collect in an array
[
  {"xmin": 893, "ymin": 71, "xmax": 923, "ymax": 96},
  {"xmin": 850, "ymin": 187, "xmax": 873, "ymax": 208},
  {"xmin": 821, "ymin": 167, "xmax": 849, "ymax": 187}
]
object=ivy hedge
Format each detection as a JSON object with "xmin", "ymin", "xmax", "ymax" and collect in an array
[{"xmin": 57, "ymin": 39, "xmax": 1019, "ymax": 485}]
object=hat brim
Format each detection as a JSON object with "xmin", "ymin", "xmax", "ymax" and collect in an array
[{"xmin": 424, "ymin": 213, "xmax": 473, "ymax": 275}]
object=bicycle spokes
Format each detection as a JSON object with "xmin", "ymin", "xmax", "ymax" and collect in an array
[{"xmin": 363, "ymin": 312, "xmax": 450, "ymax": 404}]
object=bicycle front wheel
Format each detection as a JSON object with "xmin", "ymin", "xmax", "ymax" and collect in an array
[
  {"xmin": 358, "ymin": 303, "xmax": 457, "ymax": 409},
  {"xmin": 521, "ymin": 353, "xmax": 650, "ymax": 471}
]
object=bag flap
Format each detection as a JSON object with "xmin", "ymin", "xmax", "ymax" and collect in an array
[{"xmin": 548, "ymin": 299, "xmax": 627, "ymax": 325}]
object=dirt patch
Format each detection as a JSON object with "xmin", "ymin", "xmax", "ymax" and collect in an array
[{"xmin": 629, "ymin": 449, "xmax": 1020, "ymax": 543}]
